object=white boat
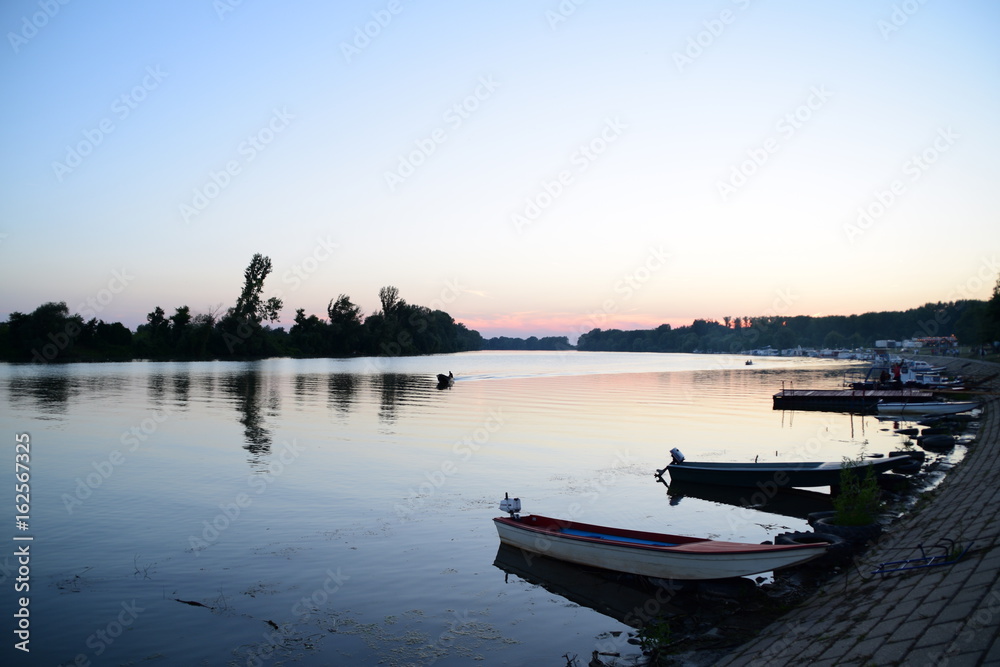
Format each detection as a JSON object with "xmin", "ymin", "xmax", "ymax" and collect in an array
[
  {"xmin": 493, "ymin": 496, "xmax": 828, "ymax": 580},
  {"xmin": 898, "ymin": 366, "xmax": 963, "ymax": 389},
  {"xmin": 876, "ymin": 400, "xmax": 979, "ymax": 416},
  {"xmin": 905, "ymin": 360, "xmax": 946, "ymax": 373}
]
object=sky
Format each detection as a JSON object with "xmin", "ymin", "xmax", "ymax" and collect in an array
[{"xmin": 1, "ymin": 1, "xmax": 998, "ymax": 342}]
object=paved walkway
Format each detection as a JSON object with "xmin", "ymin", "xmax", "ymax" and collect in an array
[{"xmin": 717, "ymin": 357, "xmax": 1000, "ymax": 667}]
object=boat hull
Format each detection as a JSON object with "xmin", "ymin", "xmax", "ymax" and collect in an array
[
  {"xmin": 493, "ymin": 515, "xmax": 826, "ymax": 580},
  {"xmin": 877, "ymin": 401, "xmax": 979, "ymax": 416},
  {"xmin": 663, "ymin": 456, "xmax": 913, "ymax": 488}
]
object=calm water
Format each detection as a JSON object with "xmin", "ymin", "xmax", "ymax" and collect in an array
[{"xmin": 1, "ymin": 352, "xmax": 927, "ymax": 665}]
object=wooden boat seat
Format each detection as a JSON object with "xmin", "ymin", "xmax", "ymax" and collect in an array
[{"xmin": 559, "ymin": 527, "xmax": 679, "ymax": 547}]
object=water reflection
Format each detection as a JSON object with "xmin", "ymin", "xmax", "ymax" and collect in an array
[
  {"xmin": 173, "ymin": 370, "xmax": 191, "ymax": 406},
  {"xmin": 372, "ymin": 373, "xmax": 419, "ymax": 423},
  {"xmin": 493, "ymin": 544, "xmax": 684, "ymax": 629},
  {"xmin": 221, "ymin": 369, "xmax": 277, "ymax": 460},
  {"xmin": 148, "ymin": 371, "xmax": 168, "ymax": 404},
  {"xmin": 293, "ymin": 373, "xmax": 324, "ymax": 404},
  {"xmin": 327, "ymin": 373, "xmax": 358, "ymax": 414},
  {"xmin": 10, "ymin": 374, "xmax": 75, "ymax": 414},
  {"xmin": 661, "ymin": 479, "xmax": 833, "ymax": 520}
]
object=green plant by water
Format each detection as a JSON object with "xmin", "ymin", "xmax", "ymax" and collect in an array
[{"xmin": 832, "ymin": 456, "xmax": 883, "ymax": 526}]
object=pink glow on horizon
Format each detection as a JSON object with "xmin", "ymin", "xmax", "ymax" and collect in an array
[{"xmin": 457, "ymin": 311, "xmax": 691, "ymax": 341}]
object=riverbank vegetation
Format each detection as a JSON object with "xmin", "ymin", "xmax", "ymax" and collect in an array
[
  {"xmin": 1, "ymin": 255, "xmax": 997, "ymax": 363},
  {"xmin": 577, "ymin": 298, "xmax": 996, "ymax": 355}
]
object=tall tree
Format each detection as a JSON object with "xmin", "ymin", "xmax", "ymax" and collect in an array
[
  {"xmin": 378, "ymin": 285, "xmax": 401, "ymax": 315},
  {"xmin": 233, "ymin": 254, "xmax": 283, "ymax": 325}
]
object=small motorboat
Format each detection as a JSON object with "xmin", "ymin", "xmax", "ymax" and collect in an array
[
  {"xmin": 492, "ymin": 495, "xmax": 828, "ymax": 580},
  {"xmin": 436, "ymin": 372, "xmax": 454, "ymax": 388},
  {"xmin": 656, "ymin": 448, "xmax": 913, "ymax": 489},
  {"xmin": 876, "ymin": 400, "xmax": 979, "ymax": 416}
]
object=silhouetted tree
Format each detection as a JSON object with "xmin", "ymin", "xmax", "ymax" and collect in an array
[
  {"xmin": 233, "ymin": 254, "xmax": 283, "ymax": 326},
  {"xmin": 378, "ymin": 286, "xmax": 400, "ymax": 315}
]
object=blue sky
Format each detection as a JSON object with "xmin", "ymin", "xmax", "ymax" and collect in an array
[{"xmin": 2, "ymin": 1, "xmax": 998, "ymax": 340}]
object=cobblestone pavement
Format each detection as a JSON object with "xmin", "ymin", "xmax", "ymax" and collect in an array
[{"xmin": 717, "ymin": 358, "xmax": 1000, "ymax": 667}]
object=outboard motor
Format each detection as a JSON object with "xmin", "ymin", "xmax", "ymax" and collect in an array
[
  {"xmin": 670, "ymin": 448, "xmax": 685, "ymax": 464},
  {"xmin": 499, "ymin": 492, "xmax": 521, "ymax": 519}
]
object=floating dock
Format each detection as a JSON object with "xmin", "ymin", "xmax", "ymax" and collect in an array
[{"xmin": 772, "ymin": 388, "xmax": 934, "ymax": 412}]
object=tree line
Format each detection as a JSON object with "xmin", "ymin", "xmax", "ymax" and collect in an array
[
  {"xmin": 577, "ymin": 291, "xmax": 1000, "ymax": 354},
  {"xmin": 3, "ymin": 255, "xmax": 998, "ymax": 362},
  {"xmin": 0, "ymin": 254, "xmax": 482, "ymax": 362}
]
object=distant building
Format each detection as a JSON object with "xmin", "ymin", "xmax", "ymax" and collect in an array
[{"xmin": 916, "ymin": 335, "xmax": 958, "ymax": 349}]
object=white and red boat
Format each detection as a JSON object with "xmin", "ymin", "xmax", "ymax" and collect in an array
[{"xmin": 493, "ymin": 496, "xmax": 828, "ymax": 580}]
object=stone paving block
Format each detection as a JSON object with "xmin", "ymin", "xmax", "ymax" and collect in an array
[
  {"xmin": 817, "ymin": 641, "xmax": 860, "ymax": 664},
  {"xmin": 913, "ymin": 620, "xmax": 965, "ymax": 648},
  {"xmin": 886, "ymin": 596, "xmax": 920, "ymax": 618},
  {"xmin": 923, "ymin": 582, "xmax": 963, "ymax": 605},
  {"xmin": 894, "ymin": 618, "xmax": 937, "ymax": 643},
  {"xmin": 849, "ymin": 615, "xmax": 883, "ymax": 641},
  {"xmin": 790, "ymin": 639, "xmax": 827, "ymax": 662},
  {"xmin": 941, "ymin": 651, "xmax": 986, "ymax": 666},
  {"xmin": 903, "ymin": 643, "xmax": 955, "ymax": 666},
  {"xmin": 984, "ymin": 633, "xmax": 1000, "ymax": 663},
  {"xmin": 806, "ymin": 658, "xmax": 843, "ymax": 667},
  {"xmin": 870, "ymin": 638, "xmax": 914, "ymax": 664},
  {"xmin": 884, "ymin": 597, "xmax": 922, "ymax": 621},
  {"xmin": 866, "ymin": 612, "xmax": 906, "ymax": 640},
  {"xmin": 914, "ymin": 570, "xmax": 949, "ymax": 589},
  {"xmin": 953, "ymin": 583, "xmax": 989, "ymax": 606},
  {"xmin": 964, "ymin": 568, "xmax": 997, "ymax": 589},
  {"xmin": 975, "ymin": 550, "xmax": 1000, "ymax": 575},
  {"xmin": 935, "ymin": 597, "xmax": 981, "ymax": 624},
  {"xmin": 843, "ymin": 635, "xmax": 883, "ymax": 662},
  {"xmin": 952, "ymin": 620, "xmax": 997, "ymax": 655}
]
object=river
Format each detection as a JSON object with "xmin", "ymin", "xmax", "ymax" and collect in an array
[{"xmin": 0, "ymin": 352, "xmax": 920, "ymax": 665}]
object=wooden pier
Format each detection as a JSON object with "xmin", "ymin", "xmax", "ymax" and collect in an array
[{"xmin": 772, "ymin": 388, "xmax": 934, "ymax": 412}]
